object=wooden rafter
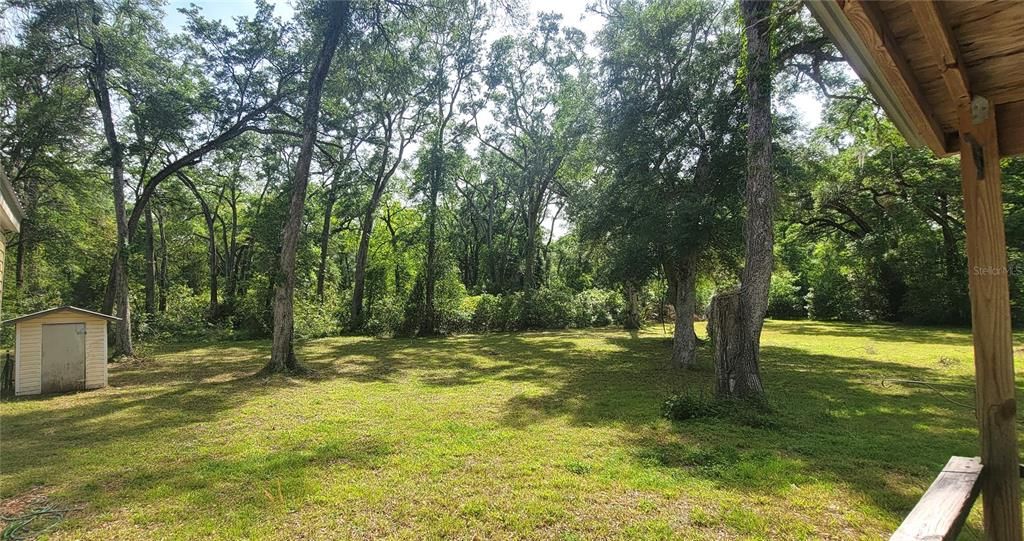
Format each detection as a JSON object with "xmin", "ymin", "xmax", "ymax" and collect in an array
[
  {"xmin": 997, "ymin": 100, "xmax": 1024, "ymax": 157},
  {"xmin": 840, "ymin": 0, "xmax": 948, "ymax": 154},
  {"xmin": 909, "ymin": 0, "xmax": 970, "ymax": 107}
]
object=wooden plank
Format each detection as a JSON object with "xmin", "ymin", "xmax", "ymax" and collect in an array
[
  {"xmin": 841, "ymin": 0, "xmax": 949, "ymax": 154},
  {"xmin": 958, "ymin": 94, "xmax": 1023, "ymax": 541},
  {"xmin": 890, "ymin": 456, "xmax": 983, "ymax": 541},
  {"xmin": 998, "ymin": 100, "xmax": 1024, "ymax": 157},
  {"xmin": 908, "ymin": 0, "xmax": 970, "ymax": 107}
]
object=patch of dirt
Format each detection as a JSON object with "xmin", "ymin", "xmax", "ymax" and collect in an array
[{"xmin": 0, "ymin": 486, "xmax": 52, "ymax": 518}]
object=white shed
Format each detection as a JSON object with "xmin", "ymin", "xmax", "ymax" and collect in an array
[{"xmin": 3, "ymin": 306, "xmax": 120, "ymax": 396}]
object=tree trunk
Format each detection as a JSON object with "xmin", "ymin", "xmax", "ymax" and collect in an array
[
  {"xmin": 350, "ymin": 199, "xmax": 377, "ymax": 330},
  {"xmin": 421, "ymin": 175, "xmax": 439, "ymax": 335},
  {"xmin": 720, "ymin": 0, "xmax": 773, "ymax": 400},
  {"xmin": 143, "ymin": 205, "xmax": 157, "ymax": 316},
  {"xmin": 179, "ymin": 173, "xmax": 219, "ymax": 320},
  {"xmin": 523, "ymin": 212, "xmax": 538, "ymax": 291},
  {"xmin": 88, "ymin": 6, "xmax": 132, "ymax": 357},
  {"xmin": 708, "ymin": 290, "xmax": 741, "ymax": 394},
  {"xmin": 316, "ymin": 189, "xmax": 337, "ymax": 301},
  {"xmin": 623, "ymin": 282, "xmax": 641, "ymax": 331},
  {"xmin": 225, "ymin": 197, "xmax": 239, "ymax": 308},
  {"xmin": 266, "ymin": 0, "xmax": 348, "ymax": 374},
  {"xmin": 156, "ymin": 206, "xmax": 168, "ymax": 312},
  {"xmin": 670, "ymin": 256, "xmax": 698, "ymax": 368}
]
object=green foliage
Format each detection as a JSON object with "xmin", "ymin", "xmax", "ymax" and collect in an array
[
  {"xmin": 767, "ymin": 268, "xmax": 805, "ymax": 319},
  {"xmin": 663, "ymin": 391, "xmax": 777, "ymax": 430},
  {"xmin": 365, "ymin": 296, "xmax": 404, "ymax": 338},
  {"xmin": 521, "ymin": 288, "xmax": 575, "ymax": 330},
  {"xmin": 294, "ymin": 292, "xmax": 343, "ymax": 340},
  {"xmin": 137, "ymin": 285, "xmax": 210, "ymax": 341},
  {"xmin": 572, "ymin": 288, "xmax": 624, "ymax": 328}
]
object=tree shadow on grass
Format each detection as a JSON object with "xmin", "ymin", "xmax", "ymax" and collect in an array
[
  {"xmin": 767, "ymin": 319, "xmax": 978, "ymax": 346},
  {"xmin": 594, "ymin": 339, "xmax": 983, "ymax": 526},
  {"xmin": 1, "ymin": 342, "xmax": 305, "ymax": 495},
  {"xmin": 297, "ymin": 326, "xmax": 987, "ymax": 527},
  {"xmin": 0, "ymin": 325, "xmax": 1003, "ymax": 537}
]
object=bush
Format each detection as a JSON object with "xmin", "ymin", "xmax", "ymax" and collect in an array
[
  {"xmin": 805, "ymin": 261, "xmax": 860, "ymax": 321},
  {"xmin": 767, "ymin": 269, "xmax": 805, "ymax": 319},
  {"xmin": 572, "ymin": 288, "xmax": 624, "ymax": 327},
  {"xmin": 464, "ymin": 288, "xmax": 628, "ymax": 332},
  {"xmin": 663, "ymin": 391, "xmax": 777, "ymax": 430},
  {"xmin": 366, "ymin": 295, "xmax": 404, "ymax": 337},
  {"xmin": 138, "ymin": 285, "xmax": 210, "ymax": 340},
  {"xmin": 233, "ymin": 286, "xmax": 273, "ymax": 338},
  {"xmin": 521, "ymin": 287, "xmax": 574, "ymax": 329},
  {"xmin": 293, "ymin": 291, "xmax": 343, "ymax": 340},
  {"xmin": 398, "ymin": 267, "xmax": 471, "ymax": 336},
  {"xmin": 434, "ymin": 270, "xmax": 471, "ymax": 334},
  {"xmin": 662, "ymin": 391, "xmax": 719, "ymax": 421}
]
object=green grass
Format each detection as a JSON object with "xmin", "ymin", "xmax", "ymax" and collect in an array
[{"xmin": 1, "ymin": 320, "xmax": 1018, "ymax": 539}]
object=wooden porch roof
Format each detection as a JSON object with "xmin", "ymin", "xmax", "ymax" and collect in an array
[{"xmin": 805, "ymin": 0, "xmax": 1024, "ymax": 157}]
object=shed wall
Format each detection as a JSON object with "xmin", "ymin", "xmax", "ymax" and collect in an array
[{"xmin": 15, "ymin": 313, "xmax": 108, "ymax": 396}]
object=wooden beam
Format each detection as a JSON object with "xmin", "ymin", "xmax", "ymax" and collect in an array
[
  {"xmin": 998, "ymin": 100, "xmax": 1024, "ymax": 157},
  {"xmin": 958, "ymin": 94, "xmax": 1022, "ymax": 541},
  {"xmin": 943, "ymin": 101, "xmax": 1024, "ymax": 158},
  {"xmin": 890, "ymin": 456, "xmax": 983, "ymax": 541},
  {"xmin": 841, "ymin": 0, "xmax": 948, "ymax": 154},
  {"xmin": 909, "ymin": 0, "xmax": 970, "ymax": 107}
]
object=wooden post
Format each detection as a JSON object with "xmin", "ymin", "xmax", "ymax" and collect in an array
[{"xmin": 958, "ymin": 94, "xmax": 1022, "ymax": 540}]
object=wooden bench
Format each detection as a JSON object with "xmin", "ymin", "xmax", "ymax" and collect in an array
[{"xmin": 890, "ymin": 456, "xmax": 983, "ymax": 541}]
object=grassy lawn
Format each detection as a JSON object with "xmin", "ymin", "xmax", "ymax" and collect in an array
[{"xmin": 1, "ymin": 320, "xmax": 1018, "ymax": 539}]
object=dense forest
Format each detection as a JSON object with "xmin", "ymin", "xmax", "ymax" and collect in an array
[{"xmin": 3, "ymin": 0, "xmax": 1024, "ymax": 367}]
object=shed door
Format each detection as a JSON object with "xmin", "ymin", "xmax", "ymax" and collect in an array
[{"xmin": 41, "ymin": 323, "xmax": 87, "ymax": 394}]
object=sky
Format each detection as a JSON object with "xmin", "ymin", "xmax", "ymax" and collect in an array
[{"xmin": 161, "ymin": 0, "xmax": 823, "ymax": 127}]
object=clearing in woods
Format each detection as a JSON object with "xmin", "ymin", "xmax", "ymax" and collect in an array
[{"xmin": 1, "ymin": 321, "xmax": 1016, "ymax": 539}]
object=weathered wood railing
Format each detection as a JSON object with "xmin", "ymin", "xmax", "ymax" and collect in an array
[{"xmin": 890, "ymin": 456, "xmax": 983, "ymax": 541}]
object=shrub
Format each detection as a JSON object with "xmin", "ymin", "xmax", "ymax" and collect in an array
[
  {"xmin": 469, "ymin": 293, "xmax": 499, "ymax": 332},
  {"xmin": 139, "ymin": 285, "xmax": 210, "ymax": 340},
  {"xmin": 663, "ymin": 391, "xmax": 777, "ymax": 430},
  {"xmin": 294, "ymin": 291, "xmax": 343, "ymax": 339},
  {"xmin": 434, "ymin": 269, "xmax": 470, "ymax": 334},
  {"xmin": 662, "ymin": 391, "xmax": 719, "ymax": 421},
  {"xmin": 521, "ymin": 287, "xmax": 574, "ymax": 329},
  {"xmin": 805, "ymin": 261, "xmax": 859, "ymax": 321},
  {"xmin": 233, "ymin": 286, "xmax": 273, "ymax": 338},
  {"xmin": 767, "ymin": 269, "xmax": 805, "ymax": 319},
  {"xmin": 397, "ymin": 268, "xmax": 470, "ymax": 336},
  {"xmin": 572, "ymin": 288, "xmax": 624, "ymax": 327},
  {"xmin": 366, "ymin": 295, "xmax": 404, "ymax": 337},
  {"xmin": 494, "ymin": 292, "xmax": 525, "ymax": 331}
]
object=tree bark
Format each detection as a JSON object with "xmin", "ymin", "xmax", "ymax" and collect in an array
[
  {"xmin": 143, "ymin": 205, "xmax": 157, "ymax": 316},
  {"xmin": 156, "ymin": 205, "xmax": 168, "ymax": 312},
  {"xmin": 350, "ymin": 194, "xmax": 379, "ymax": 330},
  {"xmin": 421, "ymin": 162, "xmax": 440, "ymax": 335},
  {"xmin": 670, "ymin": 255, "xmax": 698, "ymax": 368},
  {"xmin": 719, "ymin": 0, "xmax": 773, "ymax": 400},
  {"xmin": 266, "ymin": 0, "xmax": 348, "ymax": 374},
  {"xmin": 87, "ymin": 5, "xmax": 132, "ymax": 357},
  {"xmin": 316, "ymin": 188, "xmax": 337, "ymax": 301},
  {"xmin": 623, "ymin": 282, "xmax": 641, "ymax": 331},
  {"xmin": 523, "ymin": 210, "xmax": 539, "ymax": 291},
  {"xmin": 708, "ymin": 290, "xmax": 741, "ymax": 394},
  {"xmin": 179, "ymin": 173, "xmax": 219, "ymax": 320}
]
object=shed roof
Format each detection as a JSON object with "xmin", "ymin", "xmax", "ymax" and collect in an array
[
  {"xmin": 805, "ymin": 0, "xmax": 1024, "ymax": 157},
  {"xmin": 2, "ymin": 306, "xmax": 122, "ymax": 325}
]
